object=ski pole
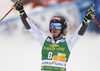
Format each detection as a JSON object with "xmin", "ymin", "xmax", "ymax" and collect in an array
[
  {"xmin": 0, "ymin": 0, "xmax": 21, "ymax": 22},
  {"xmin": 0, "ymin": 5, "xmax": 17, "ymax": 22},
  {"xmin": 93, "ymin": 17, "xmax": 100, "ymax": 27},
  {"xmin": 91, "ymin": 14, "xmax": 100, "ymax": 27}
]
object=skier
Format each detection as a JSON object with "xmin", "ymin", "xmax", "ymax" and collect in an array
[{"xmin": 14, "ymin": 0, "xmax": 96, "ymax": 71}]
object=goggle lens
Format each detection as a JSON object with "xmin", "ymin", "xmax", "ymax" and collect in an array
[{"xmin": 50, "ymin": 23, "xmax": 62, "ymax": 30}]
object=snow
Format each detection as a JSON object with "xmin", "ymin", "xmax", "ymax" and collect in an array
[
  {"xmin": 67, "ymin": 33, "xmax": 100, "ymax": 71},
  {"xmin": 0, "ymin": 0, "xmax": 100, "ymax": 71},
  {"xmin": 0, "ymin": 31, "xmax": 100, "ymax": 71}
]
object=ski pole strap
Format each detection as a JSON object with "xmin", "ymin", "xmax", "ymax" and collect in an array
[
  {"xmin": 83, "ymin": 17, "xmax": 91, "ymax": 24},
  {"xmin": 18, "ymin": 9, "xmax": 25, "ymax": 15}
]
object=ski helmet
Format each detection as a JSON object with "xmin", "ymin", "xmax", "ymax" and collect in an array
[{"xmin": 49, "ymin": 16, "xmax": 67, "ymax": 34}]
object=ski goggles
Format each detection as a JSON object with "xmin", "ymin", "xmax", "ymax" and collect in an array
[{"xmin": 50, "ymin": 23, "xmax": 62, "ymax": 30}]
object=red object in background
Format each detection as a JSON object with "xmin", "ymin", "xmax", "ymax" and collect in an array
[
  {"xmin": 58, "ymin": 0, "xmax": 74, "ymax": 3},
  {"xmin": 40, "ymin": 0, "xmax": 58, "ymax": 6},
  {"xmin": 23, "ymin": 0, "xmax": 75, "ymax": 8},
  {"xmin": 32, "ymin": 1, "xmax": 37, "ymax": 8},
  {"xmin": 40, "ymin": 0, "xmax": 74, "ymax": 7}
]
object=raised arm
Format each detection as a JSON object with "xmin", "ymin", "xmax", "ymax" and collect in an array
[
  {"xmin": 15, "ymin": 0, "xmax": 30, "ymax": 29},
  {"xmin": 66, "ymin": 5, "xmax": 96, "ymax": 51},
  {"xmin": 14, "ymin": 0, "xmax": 48, "ymax": 48},
  {"xmin": 78, "ymin": 4, "xmax": 96, "ymax": 35}
]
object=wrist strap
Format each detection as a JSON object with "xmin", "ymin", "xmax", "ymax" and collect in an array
[
  {"xmin": 84, "ymin": 17, "xmax": 91, "ymax": 24},
  {"xmin": 18, "ymin": 9, "xmax": 25, "ymax": 15},
  {"xmin": 85, "ymin": 17, "xmax": 91, "ymax": 23}
]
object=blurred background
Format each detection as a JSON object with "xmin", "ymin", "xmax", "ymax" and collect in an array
[{"xmin": 0, "ymin": 0, "xmax": 100, "ymax": 71}]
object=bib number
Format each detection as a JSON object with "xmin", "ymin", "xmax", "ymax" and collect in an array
[{"xmin": 48, "ymin": 52, "xmax": 52, "ymax": 59}]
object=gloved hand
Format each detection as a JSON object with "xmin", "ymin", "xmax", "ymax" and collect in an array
[
  {"xmin": 14, "ymin": 0, "xmax": 24, "ymax": 15},
  {"xmin": 83, "ymin": 4, "xmax": 96, "ymax": 24}
]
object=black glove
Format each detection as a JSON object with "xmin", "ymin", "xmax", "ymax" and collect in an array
[
  {"xmin": 14, "ymin": 0, "xmax": 24, "ymax": 15},
  {"xmin": 83, "ymin": 4, "xmax": 96, "ymax": 24}
]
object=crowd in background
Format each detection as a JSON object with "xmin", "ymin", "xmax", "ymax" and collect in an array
[{"xmin": 22, "ymin": 0, "xmax": 98, "ymax": 8}]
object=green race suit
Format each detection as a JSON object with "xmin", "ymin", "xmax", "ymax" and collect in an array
[{"xmin": 42, "ymin": 36, "xmax": 70, "ymax": 71}]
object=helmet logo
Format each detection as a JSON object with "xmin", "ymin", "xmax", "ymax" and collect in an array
[{"xmin": 53, "ymin": 17, "xmax": 61, "ymax": 21}]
